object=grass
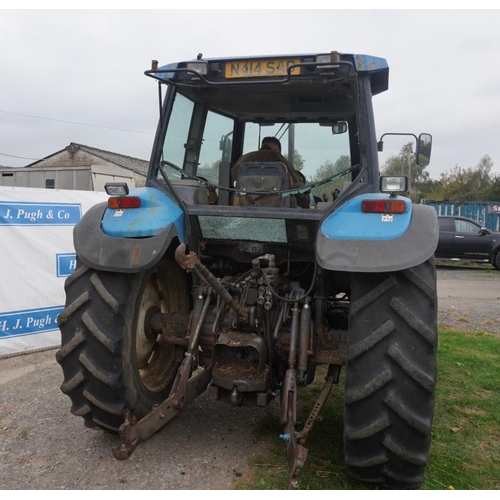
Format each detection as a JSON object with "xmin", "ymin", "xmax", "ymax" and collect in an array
[
  {"xmin": 234, "ymin": 328, "xmax": 500, "ymax": 490},
  {"xmin": 436, "ymin": 260, "xmax": 496, "ymax": 272}
]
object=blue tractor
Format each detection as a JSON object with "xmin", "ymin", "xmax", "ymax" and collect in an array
[{"xmin": 56, "ymin": 51, "xmax": 438, "ymax": 489}]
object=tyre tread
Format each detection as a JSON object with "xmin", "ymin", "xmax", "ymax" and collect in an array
[
  {"xmin": 344, "ymin": 258, "xmax": 437, "ymax": 488},
  {"xmin": 90, "ymin": 273, "xmax": 120, "ymax": 313}
]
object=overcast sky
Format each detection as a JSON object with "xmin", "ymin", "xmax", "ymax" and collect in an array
[{"xmin": 1, "ymin": 7, "xmax": 499, "ymax": 180}]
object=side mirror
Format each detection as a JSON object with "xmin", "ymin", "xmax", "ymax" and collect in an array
[{"xmin": 416, "ymin": 133, "xmax": 432, "ymax": 167}]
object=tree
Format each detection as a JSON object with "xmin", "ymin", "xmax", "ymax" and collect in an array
[
  {"xmin": 439, "ymin": 155, "xmax": 495, "ymax": 201},
  {"xmin": 309, "ymin": 155, "xmax": 351, "ymax": 201},
  {"xmin": 484, "ymin": 174, "xmax": 500, "ymax": 201},
  {"xmin": 284, "ymin": 150, "xmax": 305, "ymax": 171}
]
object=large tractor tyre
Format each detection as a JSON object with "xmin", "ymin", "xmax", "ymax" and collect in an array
[
  {"xmin": 344, "ymin": 257, "xmax": 437, "ymax": 489},
  {"xmin": 56, "ymin": 258, "xmax": 189, "ymax": 433}
]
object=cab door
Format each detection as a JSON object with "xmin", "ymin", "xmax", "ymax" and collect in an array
[
  {"xmin": 452, "ymin": 218, "xmax": 491, "ymax": 259},
  {"xmin": 436, "ymin": 217, "xmax": 457, "ymax": 258}
]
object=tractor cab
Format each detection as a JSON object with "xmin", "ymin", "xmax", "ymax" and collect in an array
[{"xmin": 144, "ymin": 52, "xmax": 389, "ymax": 206}]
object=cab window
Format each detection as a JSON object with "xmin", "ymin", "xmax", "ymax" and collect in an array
[
  {"xmin": 242, "ymin": 122, "xmax": 353, "ymax": 200},
  {"xmin": 161, "ymin": 92, "xmax": 194, "ymax": 179},
  {"xmin": 197, "ymin": 111, "xmax": 234, "ymax": 184}
]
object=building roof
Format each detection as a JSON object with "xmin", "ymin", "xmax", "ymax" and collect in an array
[{"xmin": 26, "ymin": 142, "xmax": 150, "ymax": 176}]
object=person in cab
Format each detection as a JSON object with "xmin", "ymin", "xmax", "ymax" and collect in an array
[{"xmin": 231, "ymin": 136, "xmax": 309, "ymax": 208}]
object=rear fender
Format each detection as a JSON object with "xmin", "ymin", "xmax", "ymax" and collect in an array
[
  {"xmin": 316, "ymin": 194, "xmax": 438, "ymax": 273},
  {"xmin": 74, "ymin": 188, "xmax": 186, "ymax": 273}
]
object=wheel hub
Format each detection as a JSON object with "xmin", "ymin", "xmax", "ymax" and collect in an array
[{"xmin": 143, "ymin": 306, "xmax": 162, "ymax": 341}]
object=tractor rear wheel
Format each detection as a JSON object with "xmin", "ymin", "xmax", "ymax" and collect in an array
[
  {"xmin": 344, "ymin": 257, "xmax": 438, "ymax": 488},
  {"xmin": 56, "ymin": 259, "xmax": 189, "ymax": 432}
]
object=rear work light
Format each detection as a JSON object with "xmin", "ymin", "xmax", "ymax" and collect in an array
[
  {"xmin": 108, "ymin": 196, "xmax": 141, "ymax": 209},
  {"xmin": 185, "ymin": 60, "xmax": 208, "ymax": 75},
  {"xmin": 361, "ymin": 199, "xmax": 407, "ymax": 214},
  {"xmin": 104, "ymin": 182, "xmax": 129, "ymax": 196},
  {"xmin": 380, "ymin": 176, "xmax": 408, "ymax": 193},
  {"xmin": 315, "ymin": 51, "xmax": 340, "ymax": 64}
]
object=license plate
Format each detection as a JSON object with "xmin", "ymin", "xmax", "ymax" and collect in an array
[{"xmin": 225, "ymin": 58, "xmax": 301, "ymax": 79}]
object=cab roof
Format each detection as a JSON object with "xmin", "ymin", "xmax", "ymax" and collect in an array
[
  {"xmin": 147, "ymin": 51, "xmax": 389, "ymax": 95},
  {"xmin": 146, "ymin": 52, "xmax": 389, "ymax": 123}
]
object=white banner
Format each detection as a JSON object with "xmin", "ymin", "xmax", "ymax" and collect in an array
[{"xmin": 0, "ymin": 186, "xmax": 108, "ymax": 358}]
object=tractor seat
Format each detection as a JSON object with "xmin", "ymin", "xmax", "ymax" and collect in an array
[{"xmin": 232, "ymin": 161, "xmax": 293, "ymax": 207}]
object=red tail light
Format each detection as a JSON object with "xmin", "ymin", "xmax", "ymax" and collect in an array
[
  {"xmin": 361, "ymin": 199, "xmax": 406, "ymax": 214},
  {"xmin": 108, "ymin": 196, "xmax": 141, "ymax": 209}
]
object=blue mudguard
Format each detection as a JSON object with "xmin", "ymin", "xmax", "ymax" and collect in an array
[
  {"xmin": 74, "ymin": 187, "xmax": 185, "ymax": 273},
  {"xmin": 101, "ymin": 187, "xmax": 185, "ymax": 238},
  {"xmin": 316, "ymin": 194, "xmax": 439, "ymax": 273}
]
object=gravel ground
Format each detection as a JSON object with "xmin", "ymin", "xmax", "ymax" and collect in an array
[
  {"xmin": 1, "ymin": 264, "xmax": 498, "ymax": 490},
  {"xmin": 436, "ymin": 263, "xmax": 500, "ymax": 335},
  {"xmin": 0, "ymin": 350, "xmax": 278, "ymax": 490},
  {"xmin": 0, "ymin": 350, "xmax": 277, "ymax": 490}
]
